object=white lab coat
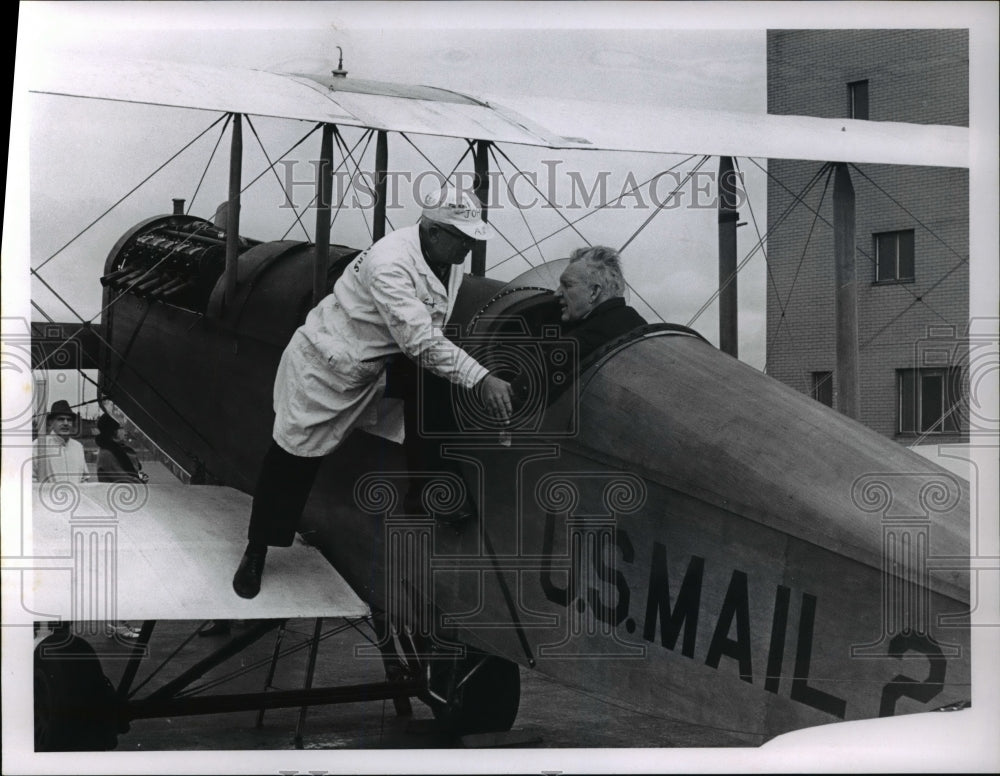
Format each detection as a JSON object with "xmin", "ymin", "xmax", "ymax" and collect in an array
[
  {"xmin": 272, "ymin": 225, "xmax": 489, "ymax": 457},
  {"xmin": 33, "ymin": 434, "xmax": 90, "ymax": 483}
]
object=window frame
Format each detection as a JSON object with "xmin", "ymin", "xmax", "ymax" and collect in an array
[
  {"xmin": 873, "ymin": 229, "xmax": 916, "ymax": 284},
  {"xmin": 848, "ymin": 79, "xmax": 870, "ymax": 120},
  {"xmin": 896, "ymin": 366, "xmax": 962, "ymax": 435},
  {"xmin": 811, "ymin": 371, "xmax": 834, "ymax": 408}
]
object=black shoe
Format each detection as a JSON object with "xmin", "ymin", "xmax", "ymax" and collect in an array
[
  {"xmin": 232, "ymin": 551, "xmax": 266, "ymax": 599},
  {"xmin": 198, "ymin": 620, "xmax": 232, "ymax": 637}
]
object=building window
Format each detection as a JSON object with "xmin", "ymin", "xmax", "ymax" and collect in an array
[
  {"xmin": 897, "ymin": 367, "xmax": 962, "ymax": 434},
  {"xmin": 874, "ymin": 230, "xmax": 915, "ymax": 283},
  {"xmin": 811, "ymin": 371, "xmax": 833, "ymax": 407},
  {"xmin": 848, "ymin": 80, "xmax": 869, "ymax": 120}
]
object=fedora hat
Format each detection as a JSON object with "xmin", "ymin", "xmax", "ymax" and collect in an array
[
  {"xmin": 47, "ymin": 400, "xmax": 78, "ymax": 420},
  {"xmin": 97, "ymin": 413, "xmax": 121, "ymax": 437}
]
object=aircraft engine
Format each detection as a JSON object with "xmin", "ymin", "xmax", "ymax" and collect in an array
[{"xmin": 101, "ymin": 214, "xmax": 252, "ymax": 312}]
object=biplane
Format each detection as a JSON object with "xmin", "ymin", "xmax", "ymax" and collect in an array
[{"xmin": 18, "ymin": 49, "xmax": 974, "ymax": 752}]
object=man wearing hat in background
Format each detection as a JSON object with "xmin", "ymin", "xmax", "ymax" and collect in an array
[
  {"xmin": 33, "ymin": 400, "xmax": 90, "ymax": 484},
  {"xmin": 95, "ymin": 413, "xmax": 149, "ymax": 484},
  {"xmin": 233, "ymin": 186, "xmax": 514, "ymax": 599}
]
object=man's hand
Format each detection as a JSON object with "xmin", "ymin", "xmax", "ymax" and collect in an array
[{"xmin": 478, "ymin": 373, "xmax": 513, "ymax": 422}]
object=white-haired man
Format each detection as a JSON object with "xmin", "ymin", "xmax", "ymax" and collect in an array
[
  {"xmin": 554, "ymin": 245, "xmax": 648, "ymax": 358},
  {"xmin": 510, "ymin": 246, "xmax": 648, "ymax": 409},
  {"xmin": 233, "ymin": 187, "xmax": 513, "ymax": 599}
]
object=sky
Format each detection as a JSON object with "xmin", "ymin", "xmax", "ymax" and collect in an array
[{"xmin": 4, "ymin": 1, "xmax": 999, "ymax": 774}]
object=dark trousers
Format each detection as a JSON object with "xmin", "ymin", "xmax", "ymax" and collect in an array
[
  {"xmin": 387, "ymin": 357, "xmax": 468, "ymax": 507},
  {"xmin": 247, "ymin": 442, "xmax": 324, "ymax": 547},
  {"xmin": 248, "ymin": 359, "xmax": 466, "ymax": 547}
]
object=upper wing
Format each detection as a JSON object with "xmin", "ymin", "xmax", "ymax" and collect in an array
[{"xmin": 29, "ymin": 57, "xmax": 968, "ymax": 168}]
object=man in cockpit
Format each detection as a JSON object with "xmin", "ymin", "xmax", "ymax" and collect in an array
[
  {"xmin": 552, "ymin": 245, "xmax": 648, "ymax": 357},
  {"xmin": 232, "ymin": 187, "xmax": 513, "ymax": 599},
  {"xmin": 511, "ymin": 246, "xmax": 648, "ymax": 407}
]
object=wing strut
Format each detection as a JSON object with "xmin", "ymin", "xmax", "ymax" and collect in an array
[
  {"xmin": 224, "ymin": 113, "xmax": 242, "ymax": 309},
  {"xmin": 833, "ymin": 163, "xmax": 860, "ymax": 420},
  {"xmin": 313, "ymin": 124, "xmax": 336, "ymax": 307},
  {"xmin": 718, "ymin": 156, "xmax": 739, "ymax": 358},
  {"xmin": 471, "ymin": 140, "xmax": 491, "ymax": 277},
  {"xmin": 373, "ymin": 130, "xmax": 389, "ymax": 242}
]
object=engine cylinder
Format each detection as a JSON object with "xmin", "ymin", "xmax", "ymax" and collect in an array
[{"xmin": 101, "ymin": 215, "xmax": 256, "ymax": 313}]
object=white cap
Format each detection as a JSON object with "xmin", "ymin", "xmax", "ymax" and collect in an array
[{"xmin": 420, "ymin": 186, "xmax": 497, "ymax": 240}]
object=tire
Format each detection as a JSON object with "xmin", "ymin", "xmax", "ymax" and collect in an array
[
  {"xmin": 428, "ymin": 647, "xmax": 521, "ymax": 735},
  {"xmin": 34, "ymin": 633, "xmax": 122, "ymax": 751},
  {"xmin": 382, "ymin": 620, "xmax": 521, "ymax": 735}
]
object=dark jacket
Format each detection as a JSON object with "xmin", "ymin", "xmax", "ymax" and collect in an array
[
  {"xmin": 563, "ymin": 297, "xmax": 648, "ymax": 362},
  {"xmin": 513, "ymin": 296, "xmax": 648, "ymax": 407},
  {"xmin": 95, "ymin": 436, "xmax": 146, "ymax": 483}
]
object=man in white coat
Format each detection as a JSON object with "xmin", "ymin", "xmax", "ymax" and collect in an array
[
  {"xmin": 33, "ymin": 400, "xmax": 90, "ymax": 484},
  {"xmin": 233, "ymin": 187, "xmax": 512, "ymax": 599}
]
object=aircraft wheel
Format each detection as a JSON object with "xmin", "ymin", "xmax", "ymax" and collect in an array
[
  {"xmin": 427, "ymin": 647, "xmax": 521, "ymax": 735},
  {"xmin": 34, "ymin": 633, "xmax": 122, "ymax": 751}
]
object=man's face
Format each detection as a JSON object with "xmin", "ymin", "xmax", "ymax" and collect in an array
[
  {"xmin": 425, "ymin": 223, "xmax": 478, "ymax": 265},
  {"xmin": 555, "ymin": 261, "xmax": 598, "ymax": 322},
  {"xmin": 50, "ymin": 414, "xmax": 75, "ymax": 441}
]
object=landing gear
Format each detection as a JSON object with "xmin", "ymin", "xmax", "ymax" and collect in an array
[
  {"xmin": 34, "ymin": 632, "xmax": 123, "ymax": 752},
  {"xmin": 427, "ymin": 647, "xmax": 521, "ymax": 735},
  {"xmin": 385, "ymin": 626, "xmax": 521, "ymax": 735}
]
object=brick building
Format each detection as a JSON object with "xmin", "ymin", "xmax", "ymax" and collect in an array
[{"xmin": 765, "ymin": 29, "xmax": 969, "ymax": 441}]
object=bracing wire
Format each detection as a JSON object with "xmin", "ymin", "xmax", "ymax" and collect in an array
[
  {"xmin": 619, "ymin": 155, "xmax": 712, "ymax": 254},
  {"xmin": 186, "ymin": 113, "xmax": 232, "ymax": 216},
  {"xmin": 332, "ymin": 127, "xmax": 376, "ymax": 242},
  {"xmin": 33, "ymin": 212, "xmax": 228, "ymax": 459},
  {"xmin": 745, "ymin": 157, "xmax": 955, "ymax": 332},
  {"xmin": 274, "ymin": 125, "xmax": 369, "ymax": 242},
  {"xmin": 30, "ymin": 300, "xmax": 54, "ymax": 323},
  {"xmin": 733, "ymin": 157, "xmax": 789, "ymax": 375},
  {"xmin": 486, "ymin": 154, "xmax": 700, "ymax": 273},
  {"xmin": 848, "ymin": 163, "xmax": 969, "ymax": 265},
  {"xmin": 33, "ymin": 113, "xmax": 229, "ymax": 274},
  {"xmin": 398, "ymin": 133, "xmax": 532, "ymax": 266},
  {"xmin": 91, "ymin": 221, "xmax": 219, "ymax": 329},
  {"xmin": 240, "ymin": 121, "xmax": 323, "ymax": 207},
  {"xmin": 686, "ymin": 161, "xmax": 833, "ymax": 329},
  {"xmin": 488, "ymin": 143, "xmax": 593, "ymax": 248},
  {"xmin": 281, "ymin": 192, "xmax": 319, "ymax": 240},
  {"xmin": 31, "ymin": 275, "xmax": 217, "ymax": 455},
  {"xmin": 398, "ymin": 132, "xmax": 453, "ymax": 186},
  {"xmin": 486, "ymin": 145, "xmax": 546, "ymax": 271},
  {"xmin": 759, "ymin": 162, "xmax": 833, "ymax": 379},
  {"xmin": 245, "ymin": 115, "xmax": 314, "ymax": 242},
  {"xmin": 775, "ymin": 164, "xmax": 834, "ymax": 338},
  {"xmin": 616, "ymin": 156, "xmax": 715, "ymax": 323},
  {"xmin": 860, "ymin": 257, "xmax": 970, "ymax": 351}
]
